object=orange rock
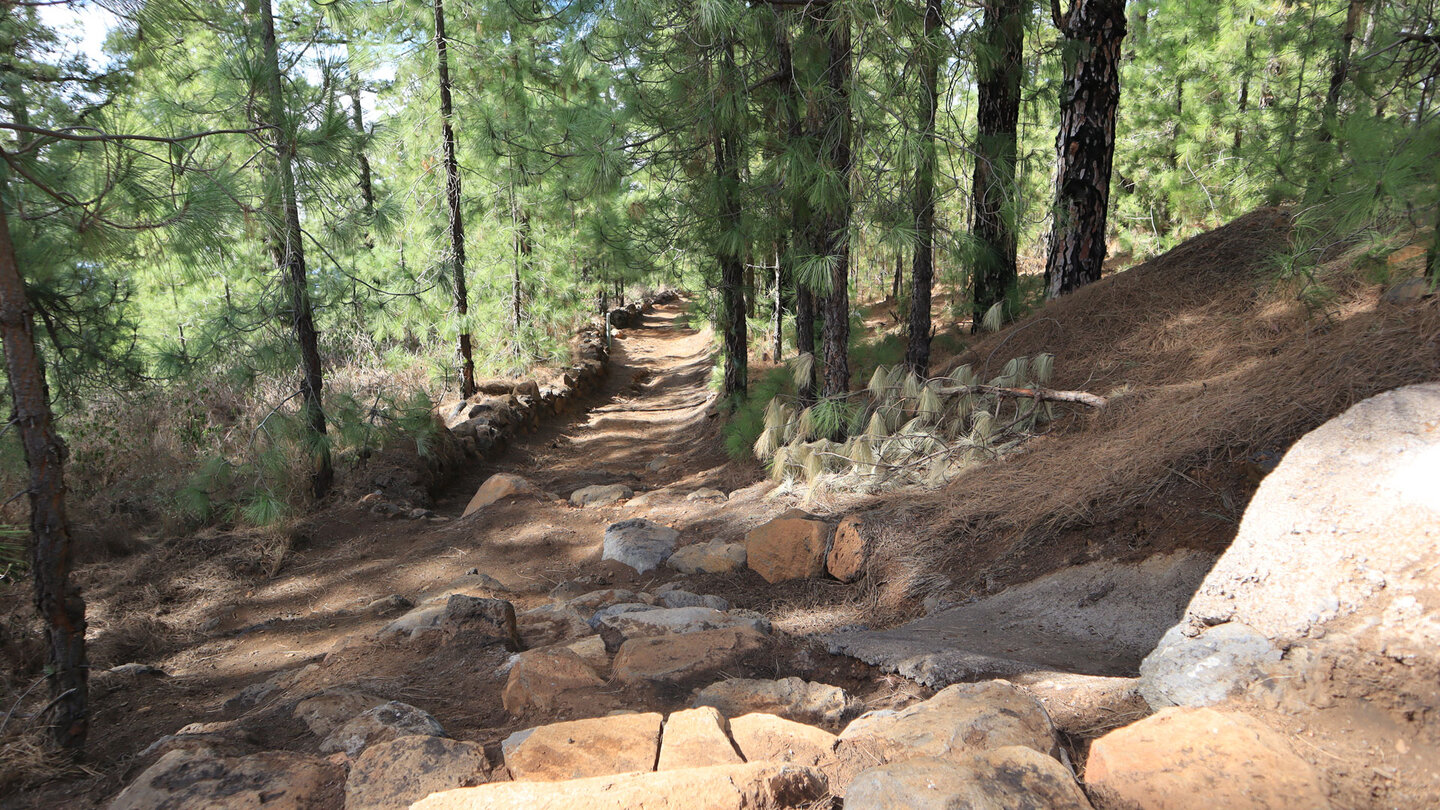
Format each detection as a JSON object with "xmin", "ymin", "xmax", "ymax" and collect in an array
[
  {"xmin": 502, "ymin": 713, "xmax": 662, "ymax": 782},
  {"xmin": 656, "ymin": 707, "xmax": 743, "ymax": 770},
  {"xmin": 826, "ymin": 514, "xmax": 872, "ymax": 583},
  {"xmin": 464, "ymin": 473, "xmax": 540, "ymax": 516},
  {"xmin": 502, "ymin": 647, "xmax": 605, "ymax": 716},
  {"xmin": 744, "ymin": 510, "xmax": 833, "ymax": 584},
  {"xmin": 613, "ymin": 626, "xmax": 768, "ymax": 688}
]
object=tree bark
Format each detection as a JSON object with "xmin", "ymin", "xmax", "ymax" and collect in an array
[
  {"xmin": 776, "ymin": 8, "xmax": 817, "ymax": 406},
  {"xmin": 717, "ymin": 39, "xmax": 748, "ymax": 405},
  {"xmin": 254, "ymin": 0, "xmax": 332, "ymax": 498},
  {"xmin": 346, "ymin": 45, "xmax": 374, "ymax": 214},
  {"xmin": 969, "ymin": 0, "xmax": 1025, "ymax": 331},
  {"xmin": 817, "ymin": 2, "xmax": 852, "ymax": 399},
  {"xmin": 905, "ymin": 0, "xmax": 942, "ymax": 375},
  {"xmin": 0, "ymin": 194, "xmax": 87, "ymax": 752},
  {"xmin": 434, "ymin": 0, "xmax": 476, "ymax": 397},
  {"xmin": 772, "ymin": 244, "xmax": 784, "ymax": 363},
  {"xmin": 1044, "ymin": 0, "xmax": 1128, "ymax": 300}
]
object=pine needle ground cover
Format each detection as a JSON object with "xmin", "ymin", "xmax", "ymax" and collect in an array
[{"xmin": 850, "ymin": 208, "xmax": 1440, "ymax": 618}]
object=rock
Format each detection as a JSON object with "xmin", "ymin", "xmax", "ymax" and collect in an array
[
  {"xmin": 379, "ymin": 603, "xmax": 447, "ymax": 640},
  {"xmin": 646, "ymin": 455, "xmax": 674, "ymax": 472},
  {"xmin": 319, "ymin": 701, "xmax": 446, "ymax": 757},
  {"xmin": 602, "ymin": 519, "xmax": 680, "ymax": 574},
  {"xmin": 566, "ymin": 588, "xmax": 654, "ymax": 613},
  {"xmin": 728, "ymin": 713, "xmax": 837, "ymax": 769},
  {"xmin": 106, "ymin": 662, "xmax": 167, "ymax": 678},
  {"xmin": 294, "ymin": 688, "xmax": 389, "ymax": 738},
  {"xmin": 826, "ymin": 514, "xmax": 874, "ymax": 583},
  {"xmin": 413, "ymin": 762, "xmax": 827, "ymax": 810},
  {"xmin": 588, "ymin": 602, "xmax": 660, "ymax": 630},
  {"xmin": 846, "ymin": 747, "xmax": 1091, "ymax": 810},
  {"xmin": 518, "ymin": 604, "xmax": 594, "ymax": 648},
  {"xmin": 502, "ymin": 712, "xmax": 663, "ymax": 781},
  {"xmin": 346, "ymin": 735, "xmax": 490, "ymax": 810},
  {"xmin": 1085, "ymin": 707, "xmax": 1329, "ymax": 810},
  {"xmin": 363, "ymin": 594, "xmax": 413, "ymax": 617},
  {"xmin": 1013, "ymin": 673, "xmax": 1149, "ymax": 737},
  {"xmin": 694, "ymin": 677, "xmax": 857, "ymax": 726},
  {"xmin": 1381, "ymin": 276, "xmax": 1434, "ymax": 305},
  {"xmin": 563, "ymin": 635, "xmax": 610, "ymax": 672},
  {"xmin": 657, "ymin": 707, "xmax": 743, "ymax": 770},
  {"xmin": 1140, "ymin": 384, "xmax": 1440, "ymax": 709},
  {"xmin": 502, "ymin": 647, "xmax": 605, "ymax": 716},
  {"xmin": 571, "ymin": 483, "xmax": 634, "ymax": 507},
  {"xmin": 441, "ymin": 595, "xmax": 522, "ymax": 651},
  {"xmin": 596, "ymin": 606, "xmax": 770, "ymax": 653},
  {"xmin": 656, "ymin": 590, "xmax": 729, "ymax": 611},
  {"xmin": 686, "ymin": 488, "xmax": 728, "ymax": 503},
  {"xmin": 464, "ymin": 473, "xmax": 541, "ymax": 516},
  {"xmin": 667, "ymin": 541, "xmax": 747, "ymax": 575},
  {"xmin": 834, "ymin": 681, "xmax": 1058, "ymax": 784},
  {"xmin": 108, "ymin": 749, "xmax": 344, "ymax": 810},
  {"xmin": 613, "ymin": 626, "xmax": 769, "ymax": 689},
  {"xmin": 1138, "ymin": 622, "xmax": 1281, "ymax": 709},
  {"xmin": 138, "ymin": 720, "xmax": 262, "ymax": 761},
  {"xmin": 744, "ymin": 510, "xmax": 833, "ymax": 584}
]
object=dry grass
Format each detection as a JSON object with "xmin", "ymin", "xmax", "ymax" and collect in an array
[{"xmin": 864, "ymin": 208, "xmax": 1440, "ymax": 612}]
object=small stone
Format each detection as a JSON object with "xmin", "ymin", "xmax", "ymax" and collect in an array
[
  {"xmin": 346, "ymin": 735, "xmax": 490, "ymax": 810},
  {"xmin": 502, "ymin": 647, "xmax": 605, "ymax": 716},
  {"xmin": 686, "ymin": 488, "xmax": 728, "ymax": 503},
  {"xmin": 657, "ymin": 590, "xmax": 729, "ymax": 611},
  {"xmin": 657, "ymin": 707, "xmax": 743, "ymax": 770},
  {"xmin": 826, "ymin": 514, "xmax": 874, "ymax": 583},
  {"xmin": 294, "ymin": 689, "xmax": 389, "ymax": 738},
  {"xmin": 694, "ymin": 677, "xmax": 857, "ymax": 726},
  {"xmin": 502, "ymin": 712, "xmax": 663, "ymax": 781},
  {"xmin": 744, "ymin": 510, "xmax": 833, "ymax": 584},
  {"xmin": 602, "ymin": 519, "xmax": 680, "ymax": 574},
  {"xmin": 571, "ymin": 484, "xmax": 635, "ymax": 507},
  {"xmin": 1138, "ymin": 623, "xmax": 1280, "ymax": 710},
  {"xmin": 440, "ymin": 594, "xmax": 522, "ymax": 651},
  {"xmin": 319, "ymin": 701, "xmax": 445, "ymax": 757},
  {"xmin": 464, "ymin": 473, "xmax": 541, "ymax": 516},
  {"xmin": 363, "ymin": 594, "xmax": 414, "ymax": 617},
  {"xmin": 517, "ymin": 604, "xmax": 594, "ymax": 648},
  {"xmin": 565, "ymin": 588, "xmax": 654, "ymax": 613},
  {"xmin": 667, "ymin": 541, "xmax": 747, "ymax": 575}
]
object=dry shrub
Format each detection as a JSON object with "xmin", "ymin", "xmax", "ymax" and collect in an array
[
  {"xmin": 88, "ymin": 614, "xmax": 184, "ymax": 668},
  {"xmin": 868, "ymin": 208, "xmax": 1440, "ymax": 612},
  {"xmin": 0, "ymin": 731, "xmax": 69, "ymax": 792}
]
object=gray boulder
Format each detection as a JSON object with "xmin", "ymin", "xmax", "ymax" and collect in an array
[{"xmin": 602, "ymin": 519, "xmax": 679, "ymax": 574}]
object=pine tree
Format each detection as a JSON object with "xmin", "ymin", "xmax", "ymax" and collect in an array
[
  {"xmin": 433, "ymin": 0, "xmax": 477, "ymax": 396},
  {"xmin": 904, "ymin": 0, "xmax": 942, "ymax": 375},
  {"xmin": 969, "ymin": 0, "xmax": 1026, "ymax": 330}
]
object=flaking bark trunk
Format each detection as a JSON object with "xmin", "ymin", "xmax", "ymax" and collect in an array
[
  {"xmin": 435, "ymin": 0, "xmax": 476, "ymax": 397},
  {"xmin": 0, "ymin": 195, "xmax": 87, "ymax": 752},
  {"xmin": 776, "ymin": 9, "xmax": 817, "ymax": 406},
  {"xmin": 969, "ymin": 0, "xmax": 1025, "ymax": 332},
  {"xmin": 817, "ymin": 2, "xmax": 852, "ymax": 399},
  {"xmin": 906, "ymin": 0, "xmax": 942, "ymax": 374},
  {"xmin": 717, "ymin": 40, "xmax": 748, "ymax": 405},
  {"xmin": 1044, "ymin": 0, "xmax": 1127, "ymax": 299}
]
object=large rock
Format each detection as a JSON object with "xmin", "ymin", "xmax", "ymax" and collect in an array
[
  {"xmin": 293, "ymin": 688, "xmax": 388, "ymax": 738},
  {"xmin": 657, "ymin": 707, "xmax": 743, "ymax": 770},
  {"xmin": 379, "ymin": 603, "xmax": 447, "ymax": 640},
  {"xmin": 833, "ymin": 681, "xmax": 1057, "ymax": 789},
  {"xmin": 108, "ymin": 749, "xmax": 344, "ymax": 810},
  {"xmin": 345, "ymin": 735, "xmax": 490, "ymax": 810},
  {"xmin": 565, "ymin": 588, "xmax": 654, "ymax": 613},
  {"xmin": 502, "ymin": 647, "xmax": 605, "ymax": 716},
  {"xmin": 846, "ymin": 747, "xmax": 1091, "ymax": 810},
  {"xmin": 412, "ymin": 762, "xmax": 827, "ymax": 810},
  {"xmin": 1140, "ymin": 384, "xmax": 1440, "ymax": 710},
  {"xmin": 826, "ymin": 514, "xmax": 875, "ymax": 583},
  {"xmin": 744, "ymin": 510, "xmax": 833, "ymax": 584},
  {"xmin": 502, "ymin": 712, "xmax": 663, "ymax": 782},
  {"xmin": 1013, "ymin": 673, "xmax": 1149, "ymax": 737},
  {"xmin": 596, "ymin": 606, "xmax": 770, "ymax": 653},
  {"xmin": 464, "ymin": 473, "xmax": 542, "ymax": 516},
  {"xmin": 694, "ymin": 677, "xmax": 857, "ymax": 726},
  {"xmin": 1085, "ymin": 707, "xmax": 1330, "ymax": 810},
  {"xmin": 728, "ymin": 713, "xmax": 837, "ymax": 769},
  {"xmin": 517, "ymin": 604, "xmax": 594, "ymax": 648},
  {"xmin": 602, "ymin": 519, "xmax": 680, "ymax": 574},
  {"xmin": 614, "ymin": 626, "xmax": 769, "ymax": 689},
  {"xmin": 667, "ymin": 541, "xmax": 747, "ymax": 575},
  {"xmin": 319, "ymin": 701, "xmax": 445, "ymax": 757},
  {"xmin": 571, "ymin": 484, "xmax": 634, "ymax": 507}
]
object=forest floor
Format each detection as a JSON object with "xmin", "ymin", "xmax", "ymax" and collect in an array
[{"xmin": 2, "ymin": 301, "xmax": 912, "ymax": 808}]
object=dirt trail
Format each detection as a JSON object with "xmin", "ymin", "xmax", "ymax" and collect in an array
[{"xmin": 14, "ymin": 300, "xmax": 885, "ymax": 808}]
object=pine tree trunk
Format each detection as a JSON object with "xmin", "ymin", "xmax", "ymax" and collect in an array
[
  {"xmin": 772, "ymin": 248, "xmax": 784, "ymax": 363},
  {"xmin": 905, "ymin": 0, "xmax": 942, "ymax": 375},
  {"xmin": 969, "ymin": 0, "xmax": 1025, "ymax": 333},
  {"xmin": 891, "ymin": 249, "xmax": 902, "ymax": 303},
  {"xmin": 717, "ymin": 39, "xmax": 747, "ymax": 405},
  {"xmin": 1234, "ymin": 22, "xmax": 1253, "ymax": 151},
  {"xmin": 434, "ymin": 0, "xmax": 476, "ymax": 397},
  {"xmin": 346, "ymin": 46, "xmax": 374, "ymax": 214},
  {"xmin": 0, "ymin": 197, "xmax": 87, "ymax": 752},
  {"xmin": 1044, "ymin": 0, "xmax": 1128, "ymax": 300},
  {"xmin": 1320, "ymin": 0, "xmax": 1366, "ymax": 141},
  {"xmin": 254, "ymin": 0, "xmax": 332, "ymax": 498},
  {"xmin": 795, "ymin": 285, "xmax": 816, "ymax": 406},
  {"xmin": 776, "ymin": 8, "xmax": 817, "ymax": 406},
  {"xmin": 818, "ymin": 3, "xmax": 852, "ymax": 399}
]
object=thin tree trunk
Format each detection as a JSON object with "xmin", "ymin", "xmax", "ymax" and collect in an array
[
  {"xmin": 818, "ymin": 2, "xmax": 852, "ymax": 399},
  {"xmin": 434, "ymin": 0, "xmax": 475, "ymax": 397},
  {"xmin": 0, "ymin": 190, "xmax": 87, "ymax": 752},
  {"xmin": 1044, "ymin": 0, "xmax": 1128, "ymax": 299},
  {"xmin": 1234, "ymin": 21, "xmax": 1253, "ymax": 151},
  {"xmin": 1320, "ymin": 0, "xmax": 1366, "ymax": 142},
  {"xmin": 776, "ymin": 8, "xmax": 817, "ymax": 406},
  {"xmin": 891, "ymin": 249, "xmax": 902, "ymax": 303},
  {"xmin": 717, "ymin": 39, "xmax": 748, "ymax": 404},
  {"xmin": 905, "ymin": 0, "xmax": 942, "ymax": 375},
  {"xmin": 253, "ymin": 0, "xmax": 332, "ymax": 497},
  {"xmin": 772, "ymin": 246, "xmax": 784, "ymax": 363},
  {"xmin": 346, "ymin": 45, "xmax": 374, "ymax": 214},
  {"xmin": 795, "ymin": 285, "xmax": 816, "ymax": 406},
  {"xmin": 969, "ymin": 0, "xmax": 1025, "ymax": 331}
]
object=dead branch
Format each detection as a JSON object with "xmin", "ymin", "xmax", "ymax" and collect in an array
[{"xmin": 935, "ymin": 383, "xmax": 1108, "ymax": 409}]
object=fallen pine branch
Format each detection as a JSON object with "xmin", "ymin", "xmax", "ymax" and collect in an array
[{"xmin": 935, "ymin": 383, "xmax": 1108, "ymax": 409}]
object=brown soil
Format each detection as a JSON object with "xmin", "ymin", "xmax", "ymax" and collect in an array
[{"xmin": 0, "ymin": 302, "xmax": 909, "ymax": 808}]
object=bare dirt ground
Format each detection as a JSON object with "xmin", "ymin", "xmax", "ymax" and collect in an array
[{"xmin": 1, "ymin": 301, "xmax": 907, "ymax": 809}]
